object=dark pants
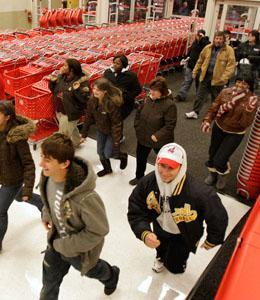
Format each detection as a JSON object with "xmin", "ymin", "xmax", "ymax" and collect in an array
[
  {"xmin": 193, "ymin": 76, "xmax": 224, "ymax": 114},
  {"xmin": 207, "ymin": 122, "xmax": 244, "ymax": 174},
  {"xmin": 40, "ymin": 246, "xmax": 114, "ymax": 300},
  {"xmin": 0, "ymin": 184, "xmax": 43, "ymax": 245},
  {"xmin": 153, "ymin": 222, "xmax": 190, "ymax": 274},
  {"xmin": 136, "ymin": 142, "xmax": 160, "ymax": 179}
]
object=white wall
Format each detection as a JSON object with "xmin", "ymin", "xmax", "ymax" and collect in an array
[{"xmin": 0, "ymin": 0, "xmax": 31, "ymax": 12}]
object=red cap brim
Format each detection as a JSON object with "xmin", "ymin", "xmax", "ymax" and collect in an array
[{"xmin": 157, "ymin": 157, "xmax": 181, "ymax": 169}]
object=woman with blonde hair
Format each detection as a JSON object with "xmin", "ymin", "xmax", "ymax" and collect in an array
[{"xmin": 81, "ymin": 78, "xmax": 128, "ymax": 176}]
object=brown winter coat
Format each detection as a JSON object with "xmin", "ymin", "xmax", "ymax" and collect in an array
[
  {"xmin": 193, "ymin": 44, "xmax": 236, "ymax": 86},
  {"xmin": 40, "ymin": 158, "xmax": 109, "ymax": 275},
  {"xmin": 81, "ymin": 96, "xmax": 122, "ymax": 151},
  {"xmin": 0, "ymin": 116, "xmax": 36, "ymax": 197},
  {"xmin": 203, "ymin": 87, "xmax": 259, "ymax": 133},
  {"xmin": 134, "ymin": 92, "xmax": 177, "ymax": 149}
]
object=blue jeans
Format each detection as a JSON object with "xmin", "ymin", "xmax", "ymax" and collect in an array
[
  {"xmin": 178, "ymin": 67, "xmax": 199, "ymax": 101},
  {"xmin": 0, "ymin": 184, "xmax": 43, "ymax": 245},
  {"xmin": 96, "ymin": 130, "xmax": 113, "ymax": 160}
]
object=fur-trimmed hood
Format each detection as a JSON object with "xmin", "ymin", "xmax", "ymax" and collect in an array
[{"xmin": 6, "ymin": 115, "xmax": 35, "ymax": 144}]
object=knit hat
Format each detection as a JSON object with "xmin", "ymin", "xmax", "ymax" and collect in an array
[
  {"xmin": 156, "ymin": 144, "xmax": 183, "ymax": 169},
  {"xmin": 236, "ymin": 71, "xmax": 255, "ymax": 92},
  {"xmin": 197, "ymin": 29, "xmax": 206, "ymax": 36}
]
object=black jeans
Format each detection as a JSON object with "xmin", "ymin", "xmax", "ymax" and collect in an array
[
  {"xmin": 207, "ymin": 122, "xmax": 244, "ymax": 174},
  {"xmin": 136, "ymin": 142, "xmax": 160, "ymax": 179},
  {"xmin": 153, "ymin": 222, "xmax": 190, "ymax": 274},
  {"xmin": 193, "ymin": 75, "xmax": 224, "ymax": 114},
  {"xmin": 40, "ymin": 246, "xmax": 114, "ymax": 300},
  {"xmin": 0, "ymin": 184, "xmax": 42, "ymax": 245}
]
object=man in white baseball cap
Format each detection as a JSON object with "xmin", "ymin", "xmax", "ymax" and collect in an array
[{"xmin": 128, "ymin": 143, "xmax": 228, "ymax": 274}]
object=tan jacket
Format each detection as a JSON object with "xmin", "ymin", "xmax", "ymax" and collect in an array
[
  {"xmin": 40, "ymin": 158, "xmax": 109, "ymax": 275},
  {"xmin": 193, "ymin": 44, "xmax": 236, "ymax": 86},
  {"xmin": 203, "ymin": 87, "xmax": 258, "ymax": 133}
]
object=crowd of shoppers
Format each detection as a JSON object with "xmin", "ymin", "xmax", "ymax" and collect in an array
[{"xmin": 0, "ymin": 29, "xmax": 259, "ymax": 299}]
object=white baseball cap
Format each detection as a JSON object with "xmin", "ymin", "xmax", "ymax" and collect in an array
[{"xmin": 156, "ymin": 143, "xmax": 184, "ymax": 169}]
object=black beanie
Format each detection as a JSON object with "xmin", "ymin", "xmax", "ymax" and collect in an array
[{"xmin": 236, "ymin": 71, "xmax": 254, "ymax": 92}]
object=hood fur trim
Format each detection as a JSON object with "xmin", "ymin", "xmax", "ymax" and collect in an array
[{"xmin": 7, "ymin": 115, "xmax": 35, "ymax": 143}]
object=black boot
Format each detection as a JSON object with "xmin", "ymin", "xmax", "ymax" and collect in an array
[
  {"xmin": 216, "ymin": 174, "xmax": 228, "ymax": 190},
  {"xmin": 204, "ymin": 172, "xmax": 218, "ymax": 186},
  {"xmin": 97, "ymin": 159, "xmax": 112, "ymax": 177},
  {"xmin": 119, "ymin": 153, "xmax": 128, "ymax": 170},
  {"xmin": 104, "ymin": 266, "xmax": 120, "ymax": 295}
]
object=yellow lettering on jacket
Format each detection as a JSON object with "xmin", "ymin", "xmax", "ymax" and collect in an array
[
  {"xmin": 172, "ymin": 204, "xmax": 197, "ymax": 224},
  {"xmin": 146, "ymin": 191, "xmax": 161, "ymax": 214}
]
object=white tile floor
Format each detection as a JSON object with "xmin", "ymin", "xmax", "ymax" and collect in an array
[{"xmin": 0, "ymin": 138, "xmax": 249, "ymax": 300}]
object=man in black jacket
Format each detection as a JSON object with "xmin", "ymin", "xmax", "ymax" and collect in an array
[
  {"xmin": 175, "ymin": 30, "xmax": 210, "ymax": 102},
  {"xmin": 128, "ymin": 143, "xmax": 228, "ymax": 274},
  {"xmin": 103, "ymin": 54, "xmax": 142, "ymax": 120}
]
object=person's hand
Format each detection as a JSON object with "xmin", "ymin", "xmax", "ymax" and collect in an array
[
  {"xmin": 50, "ymin": 75, "xmax": 58, "ymax": 82},
  {"xmin": 200, "ymin": 241, "xmax": 215, "ymax": 250},
  {"xmin": 201, "ymin": 122, "xmax": 211, "ymax": 133},
  {"xmin": 43, "ymin": 221, "xmax": 52, "ymax": 231},
  {"xmin": 60, "ymin": 66, "xmax": 66, "ymax": 74},
  {"xmin": 73, "ymin": 81, "xmax": 80, "ymax": 90},
  {"xmin": 144, "ymin": 232, "xmax": 161, "ymax": 248},
  {"xmin": 246, "ymin": 96, "xmax": 258, "ymax": 111},
  {"xmin": 79, "ymin": 137, "xmax": 86, "ymax": 144},
  {"xmin": 22, "ymin": 196, "xmax": 29, "ymax": 201},
  {"xmin": 192, "ymin": 73, "xmax": 196, "ymax": 79},
  {"xmin": 151, "ymin": 135, "xmax": 158, "ymax": 142}
]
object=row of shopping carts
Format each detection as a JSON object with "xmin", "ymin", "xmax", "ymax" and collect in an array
[
  {"xmin": 237, "ymin": 107, "xmax": 260, "ymax": 200},
  {"xmin": 0, "ymin": 17, "xmax": 202, "ymax": 70},
  {"xmin": 39, "ymin": 8, "xmax": 84, "ymax": 29}
]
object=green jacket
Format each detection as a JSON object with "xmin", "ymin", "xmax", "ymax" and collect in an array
[
  {"xmin": 0, "ymin": 115, "xmax": 35, "ymax": 197},
  {"xmin": 40, "ymin": 158, "xmax": 109, "ymax": 275},
  {"xmin": 193, "ymin": 44, "xmax": 236, "ymax": 86}
]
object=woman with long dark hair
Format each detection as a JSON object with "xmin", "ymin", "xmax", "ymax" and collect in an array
[
  {"xmin": 49, "ymin": 58, "xmax": 90, "ymax": 147},
  {"xmin": 81, "ymin": 78, "xmax": 128, "ymax": 176},
  {"xmin": 0, "ymin": 101, "xmax": 43, "ymax": 252}
]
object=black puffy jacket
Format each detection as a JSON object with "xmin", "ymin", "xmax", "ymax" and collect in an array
[{"xmin": 49, "ymin": 73, "xmax": 90, "ymax": 121}]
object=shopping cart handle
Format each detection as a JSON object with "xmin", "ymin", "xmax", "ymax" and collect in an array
[{"xmin": 13, "ymin": 31, "xmax": 30, "ymax": 36}]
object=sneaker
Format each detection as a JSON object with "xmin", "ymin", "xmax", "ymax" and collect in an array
[
  {"xmin": 204, "ymin": 172, "xmax": 218, "ymax": 186},
  {"xmin": 129, "ymin": 178, "xmax": 139, "ymax": 186},
  {"xmin": 185, "ymin": 111, "xmax": 198, "ymax": 119},
  {"xmin": 104, "ymin": 266, "xmax": 120, "ymax": 296},
  {"xmin": 152, "ymin": 258, "xmax": 165, "ymax": 273}
]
